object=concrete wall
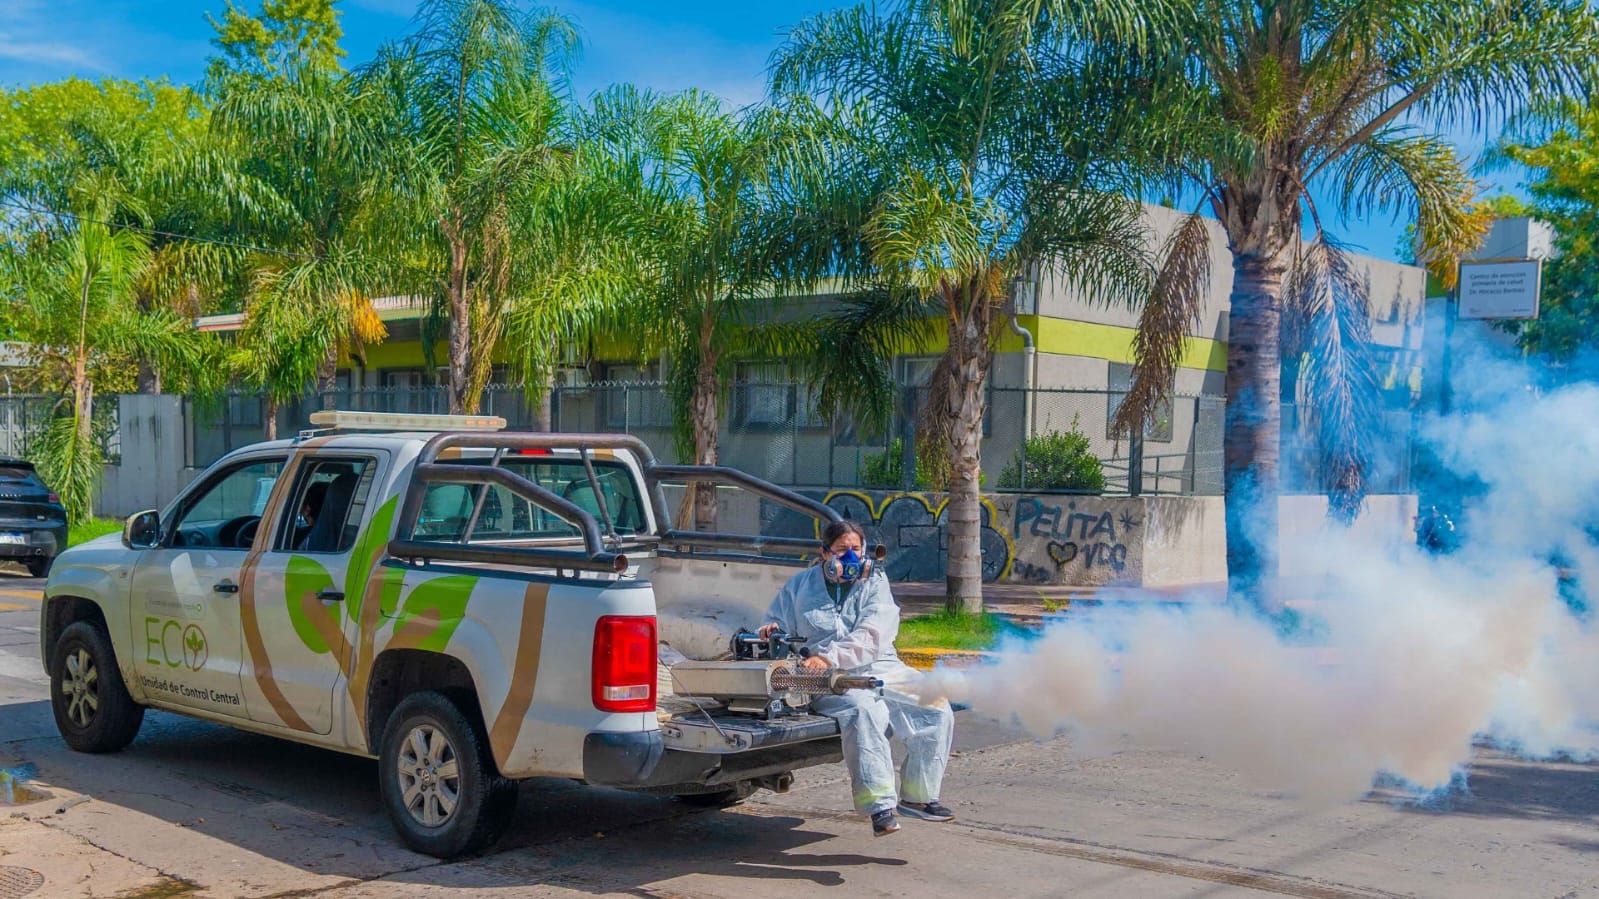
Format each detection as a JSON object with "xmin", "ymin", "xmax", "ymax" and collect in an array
[
  {"xmin": 97, "ymin": 395, "xmax": 202, "ymax": 518},
  {"xmin": 759, "ymin": 487, "xmax": 1417, "ymax": 589},
  {"xmin": 90, "ymin": 398, "xmax": 1414, "ymax": 593}
]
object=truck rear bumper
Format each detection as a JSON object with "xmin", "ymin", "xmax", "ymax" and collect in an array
[
  {"xmin": 582, "ymin": 731, "xmax": 665, "ymax": 786},
  {"xmin": 582, "ymin": 729, "xmax": 842, "ymax": 791}
]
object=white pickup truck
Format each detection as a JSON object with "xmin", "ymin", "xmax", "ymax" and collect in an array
[{"xmin": 39, "ymin": 412, "xmax": 856, "ymax": 858}]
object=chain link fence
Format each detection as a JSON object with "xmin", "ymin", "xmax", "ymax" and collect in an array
[{"xmin": 176, "ymin": 382, "xmax": 1413, "ymax": 496}]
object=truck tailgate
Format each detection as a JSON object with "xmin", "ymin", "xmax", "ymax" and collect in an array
[{"xmin": 656, "ymin": 663, "xmax": 841, "ymax": 754}]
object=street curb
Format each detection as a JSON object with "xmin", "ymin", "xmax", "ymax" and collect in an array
[{"xmin": 898, "ymin": 648, "xmax": 997, "ymax": 671}]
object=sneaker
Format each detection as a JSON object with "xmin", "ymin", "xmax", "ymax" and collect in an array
[
  {"xmin": 871, "ymin": 809, "xmax": 900, "ymax": 836},
  {"xmin": 898, "ymin": 800, "xmax": 955, "ymax": 822}
]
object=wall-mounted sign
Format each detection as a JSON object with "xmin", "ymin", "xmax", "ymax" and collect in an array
[{"xmin": 1458, "ymin": 259, "xmax": 1542, "ymax": 320}]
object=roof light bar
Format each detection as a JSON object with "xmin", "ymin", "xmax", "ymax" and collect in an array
[{"xmin": 307, "ymin": 410, "xmax": 507, "ymax": 432}]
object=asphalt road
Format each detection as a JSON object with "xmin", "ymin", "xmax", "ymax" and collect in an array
[{"xmin": 2, "ymin": 565, "xmax": 1597, "ymax": 898}]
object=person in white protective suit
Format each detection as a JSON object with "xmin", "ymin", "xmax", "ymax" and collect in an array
[{"xmin": 758, "ymin": 519, "xmax": 956, "ymax": 836}]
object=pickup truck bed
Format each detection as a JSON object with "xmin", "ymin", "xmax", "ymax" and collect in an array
[{"xmin": 642, "ymin": 661, "xmax": 842, "ymax": 792}]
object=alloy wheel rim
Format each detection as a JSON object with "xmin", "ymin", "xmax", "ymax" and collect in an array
[
  {"xmin": 61, "ymin": 647, "xmax": 99, "ymax": 729},
  {"xmin": 396, "ymin": 723, "xmax": 460, "ymax": 828}
]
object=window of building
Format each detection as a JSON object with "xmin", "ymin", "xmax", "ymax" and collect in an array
[
  {"xmin": 1106, "ymin": 362, "xmax": 1174, "ymax": 442},
  {"xmin": 382, "ymin": 369, "xmax": 426, "ymax": 389},
  {"xmin": 600, "ymin": 363, "xmax": 670, "ymax": 429}
]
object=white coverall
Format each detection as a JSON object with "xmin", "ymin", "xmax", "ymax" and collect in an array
[{"xmin": 762, "ymin": 565, "xmax": 954, "ymax": 816}]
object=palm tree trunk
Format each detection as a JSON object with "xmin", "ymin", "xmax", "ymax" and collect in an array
[
  {"xmin": 943, "ymin": 305, "xmax": 992, "ymax": 614},
  {"xmin": 1223, "ymin": 250, "xmax": 1285, "ymax": 610},
  {"xmin": 317, "ymin": 347, "xmax": 338, "ymax": 392},
  {"xmin": 447, "ymin": 234, "xmax": 473, "ymax": 415},
  {"xmin": 136, "ymin": 361, "xmax": 160, "ymax": 394},
  {"xmin": 691, "ymin": 327, "xmax": 719, "ymax": 531},
  {"xmin": 534, "ymin": 368, "xmax": 554, "ymax": 431},
  {"xmin": 265, "ymin": 396, "xmax": 279, "ymax": 441}
]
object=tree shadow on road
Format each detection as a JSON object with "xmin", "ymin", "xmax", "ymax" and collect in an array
[
  {"xmin": 3, "ymin": 699, "xmax": 906, "ymax": 892},
  {"xmin": 1365, "ymin": 752, "xmax": 1599, "ymax": 824}
]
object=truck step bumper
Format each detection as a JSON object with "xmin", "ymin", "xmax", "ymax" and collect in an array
[{"xmin": 582, "ymin": 729, "xmax": 842, "ymax": 792}]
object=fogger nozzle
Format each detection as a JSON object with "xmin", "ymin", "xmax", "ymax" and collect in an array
[{"xmin": 769, "ymin": 669, "xmax": 883, "ymax": 695}]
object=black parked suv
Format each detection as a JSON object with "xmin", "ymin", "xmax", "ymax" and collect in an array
[{"xmin": 0, "ymin": 458, "xmax": 68, "ymax": 577}]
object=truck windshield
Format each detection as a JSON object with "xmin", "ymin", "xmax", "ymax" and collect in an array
[{"xmin": 412, "ymin": 457, "xmax": 647, "ymax": 542}]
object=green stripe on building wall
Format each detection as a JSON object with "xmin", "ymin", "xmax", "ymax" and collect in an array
[
  {"xmin": 999, "ymin": 317, "xmax": 1227, "ymax": 372},
  {"xmin": 350, "ymin": 315, "xmax": 1229, "ymax": 374}
]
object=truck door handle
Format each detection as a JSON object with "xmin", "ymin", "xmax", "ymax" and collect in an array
[
  {"xmin": 213, "ymin": 581, "xmax": 239, "ymax": 594},
  {"xmin": 317, "ymin": 590, "xmax": 345, "ymax": 602}
]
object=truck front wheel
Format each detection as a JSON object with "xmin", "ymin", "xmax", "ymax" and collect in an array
[
  {"xmin": 379, "ymin": 691, "xmax": 516, "ymax": 858},
  {"xmin": 51, "ymin": 621, "xmax": 144, "ymax": 753}
]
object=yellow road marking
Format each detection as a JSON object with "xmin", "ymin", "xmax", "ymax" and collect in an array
[
  {"xmin": 0, "ymin": 590, "xmax": 42, "ymax": 603},
  {"xmin": 0, "ymin": 602, "xmax": 30, "ymax": 612}
]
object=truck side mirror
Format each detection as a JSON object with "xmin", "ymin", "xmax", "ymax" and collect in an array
[{"xmin": 123, "ymin": 510, "xmax": 161, "ymax": 549}]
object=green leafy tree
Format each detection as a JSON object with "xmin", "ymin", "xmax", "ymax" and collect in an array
[
  {"xmin": 1499, "ymin": 108, "xmax": 1599, "ymax": 361},
  {"xmin": 1109, "ymin": 0, "xmax": 1599, "ymax": 606},
  {"xmin": 0, "ymin": 79, "xmax": 238, "ymax": 395},
  {"xmin": 771, "ymin": 0, "xmax": 1155, "ymax": 611},
  {"xmin": 0, "ymin": 79, "xmax": 231, "ymax": 518},
  {"xmin": 206, "ymin": 0, "xmax": 346, "ymax": 86},
  {"xmin": 360, "ymin": 0, "xmax": 577, "ymax": 415}
]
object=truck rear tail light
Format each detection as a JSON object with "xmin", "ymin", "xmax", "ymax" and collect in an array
[{"xmin": 593, "ymin": 615, "xmax": 656, "ymax": 712}]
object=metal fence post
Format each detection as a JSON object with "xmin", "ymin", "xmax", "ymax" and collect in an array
[
  {"xmin": 1128, "ymin": 427, "xmax": 1144, "ymax": 496},
  {"xmin": 900, "ymin": 387, "xmax": 917, "ymax": 490}
]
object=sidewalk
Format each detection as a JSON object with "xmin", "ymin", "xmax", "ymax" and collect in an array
[{"xmin": 892, "ymin": 580, "xmax": 1228, "ymax": 624}]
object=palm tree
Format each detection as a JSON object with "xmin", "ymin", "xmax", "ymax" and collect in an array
[
  {"xmin": 771, "ymin": 0, "xmax": 1155, "ymax": 612},
  {"xmin": 1109, "ymin": 0, "xmax": 1599, "ymax": 606},
  {"xmin": 568, "ymin": 85, "xmax": 839, "ymax": 530},
  {"xmin": 0, "ymin": 80, "xmax": 226, "ymax": 519},
  {"xmin": 360, "ymin": 0, "xmax": 576, "ymax": 415},
  {"xmin": 2, "ymin": 193, "xmax": 199, "ymax": 524},
  {"xmin": 210, "ymin": 64, "xmax": 398, "ymax": 438}
]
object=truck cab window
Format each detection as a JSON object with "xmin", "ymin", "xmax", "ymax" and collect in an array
[
  {"xmin": 170, "ymin": 458, "xmax": 287, "ymax": 549},
  {"xmin": 276, "ymin": 458, "xmax": 378, "ymax": 553},
  {"xmin": 410, "ymin": 457, "xmax": 645, "ymax": 544}
]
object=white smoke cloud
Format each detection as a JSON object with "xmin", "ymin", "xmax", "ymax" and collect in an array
[{"xmin": 924, "ymin": 356, "xmax": 1599, "ymax": 804}]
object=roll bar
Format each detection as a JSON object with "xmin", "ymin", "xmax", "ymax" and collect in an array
[{"xmin": 392, "ymin": 431, "xmax": 841, "ymax": 570}]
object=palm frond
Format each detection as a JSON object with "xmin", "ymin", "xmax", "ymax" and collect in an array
[
  {"xmin": 1114, "ymin": 210, "xmax": 1210, "ymax": 438},
  {"xmin": 1289, "ymin": 235, "xmax": 1384, "ymax": 523}
]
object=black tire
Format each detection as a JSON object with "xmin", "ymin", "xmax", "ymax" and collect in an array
[
  {"xmin": 51, "ymin": 621, "xmax": 144, "ymax": 753},
  {"xmin": 675, "ymin": 780, "xmax": 757, "ymax": 808},
  {"xmin": 26, "ymin": 557, "xmax": 51, "ymax": 578},
  {"xmin": 378, "ymin": 691, "xmax": 516, "ymax": 858}
]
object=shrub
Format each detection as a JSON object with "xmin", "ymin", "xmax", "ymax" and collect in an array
[
  {"xmin": 998, "ymin": 420, "xmax": 1105, "ymax": 492},
  {"xmin": 859, "ymin": 438, "xmax": 982, "ymax": 489},
  {"xmin": 859, "ymin": 437, "xmax": 932, "ymax": 489}
]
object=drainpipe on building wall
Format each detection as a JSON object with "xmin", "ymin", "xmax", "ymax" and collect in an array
[
  {"xmin": 1008, "ymin": 312, "xmax": 1035, "ymax": 441},
  {"xmin": 1009, "ymin": 261, "xmax": 1041, "ymax": 446}
]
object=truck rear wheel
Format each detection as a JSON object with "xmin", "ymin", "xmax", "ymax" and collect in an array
[
  {"xmin": 51, "ymin": 621, "xmax": 144, "ymax": 753},
  {"xmin": 378, "ymin": 691, "xmax": 516, "ymax": 858}
]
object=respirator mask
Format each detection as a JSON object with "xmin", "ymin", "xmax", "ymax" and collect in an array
[{"xmin": 823, "ymin": 547, "xmax": 872, "ymax": 585}]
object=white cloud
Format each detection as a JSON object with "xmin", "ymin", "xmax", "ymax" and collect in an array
[{"xmin": 0, "ymin": 38, "xmax": 103, "ymax": 71}]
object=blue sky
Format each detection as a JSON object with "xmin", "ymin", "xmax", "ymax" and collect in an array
[{"xmin": 0, "ymin": 0, "xmax": 1523, "ymax": 264}]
